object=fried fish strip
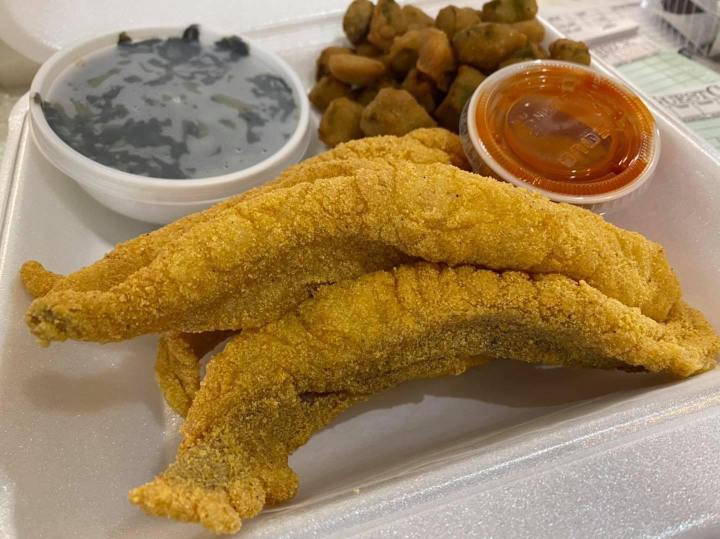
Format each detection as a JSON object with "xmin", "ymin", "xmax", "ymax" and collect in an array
[
  {"xmin": 27, "ymin": 160, "xmax": 681, "ymax": 344},
  {"xmin": 19, "ymin": 261, "xmax": 61, "ymax": 298},
  {"xmin": 19, "ymin": 128, "xmax": 467, "ymax": 299},
  {"xmin": 155, "ymin": 330, "xmax": 235, "ymax": 417},
  {"xmin": 129, "ymin": 263, "xmax": 718, "ymax": 533}
]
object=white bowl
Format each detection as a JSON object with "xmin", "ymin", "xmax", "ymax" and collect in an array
[
  {"xmin": 29, "ymin": 26, "xmax": 311, "ymax": 224},
  {"xmin": 460, "ymin": 60, "xmax": 661, "ymax": 214}
]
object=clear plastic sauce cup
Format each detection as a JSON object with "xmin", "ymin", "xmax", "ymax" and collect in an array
[{"xmin": 460, "ymin": 60, "xmax": 660, "ymax": 212}]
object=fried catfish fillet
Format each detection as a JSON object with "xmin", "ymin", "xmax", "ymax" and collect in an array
[
  {"xmin": 129, "ymin": 263, "xmax": 718, "ymax": 533},
  {"xmin": 19, "ymin": 128, "xmax": 467, "ymax": 299},
  {"xmin": 19, "ymin": 261, "xmax": 62, "ymax": 298},
  {"xmin": 26, "ymin": 159, "xmax": 680, "ymax": 344},
  {"xmin": 155, "ymin": 330, "xmax": 235, "ymax": 416}
]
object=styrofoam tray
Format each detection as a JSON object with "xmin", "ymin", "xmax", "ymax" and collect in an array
[{"xmin": 1, "ymin": 5, "xmax": 720, "ymax": 538}]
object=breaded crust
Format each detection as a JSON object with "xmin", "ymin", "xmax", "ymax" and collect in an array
[
  {"xmin": 155, "ymin": 330, "xmax": 235, "ymax": 416},
  {"xmin": 130, "ymin": 263, "xmax": 718, "ymax": 533},
  {"xmin": 27, "ymin": 159, "xmax": 680, "ymax": 344},
  {"xmin": 19, "ymin": 129, "xmax": 465, "ymax": 299}
]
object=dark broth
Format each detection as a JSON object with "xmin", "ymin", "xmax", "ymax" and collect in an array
[{"xmin": 42, "ymin": 26, "xmax": 299, "ymax": 179}]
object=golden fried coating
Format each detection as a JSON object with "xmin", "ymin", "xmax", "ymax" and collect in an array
[
  {"xmin": 343, "ymin": 0, "xmax": 374, "ymax": 44},
  {"xmin": 435, "ymin": 6, "xmax": 482, "ymax": 41},
  {"xmin": 319, "ymin": 97, "xmax": 365, "ymax": 147},
  {"xmin": 367, "ymin": 0, "xmax": 407, "ymax": 51},
  {"xmin": 155, "ymin": 330, "xmax": 234, "ymax": 416},
  {"xmin": 315, "ymin": 46, "xmax": 353, "ymax": 80},
  {"xmin": 387, "ymin": 28, "xmax": 455, "ymax": 89},
  {"xmin": 482, "ymin": 0, "xmax": 538, "ymax": 23},
  {"xmin": 308, "ymin": 75, "xmax": 351, "ymax": 111},
  {"xmin": 130, "ymin": 263, "xmax": 718, "ymax": 533},
  {"xmin": 354, "ymin": 84, "xmax": 382, "ymax": 106},
  {"xmin": 27, "ymin": 158, "xmax": 681, "ymax": 344},
  {"xmin": 512, "ymin": 18, "xmax": 545, "ymax": 43},
  {"xmin": 435, "ymin": 65, "xmax": 486, "ymax": 130},
  {"xmin": 402, "ymin": 5, "xmax": 434, "ymax": 31},
  {"xmin": 401, "ymin": 68, "xmax": 439, "ymax": 113},
  {"xmin": 453, "ymin": 22, "xmax": 528, "ymax": 71},
  {"xmin": 415, "ymin": 28, "xmax": 456, "ymax": 91},
  {"xmin": 550, "ymin": 38, "xmax": 591, "ymax": 65},
  {"xmin": 498, "ymin": 42, "xmax": 549, "ymax": 67},
  {"xmin": 19, "ymin": 129, "xmax": 466, "ymax": 301},
  {"xmin": 360, "ymin": 88, "xmax": 437, "ymax": 135},
  {"xmin": 328, "ymin": 53, "xmax": 387, "ymax": 86},
  {"xmin": 24, "ymin": 133, "xmax": 469, "ymax": 398},
  {"xmin": 387, "ymin": 30, "xmax": 422, "ymax": 75},
  {"xmin": 20, "ymin": 261, "xmax": 61, "ymax": 298},
  {"xmin": 355, "ymin": 40, "xmax": 383, "ymax": 58}
]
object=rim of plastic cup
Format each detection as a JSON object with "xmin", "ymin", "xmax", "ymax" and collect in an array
[
  {"xmin": 28, "ymin": 26, "xmax": 310, "ymax": 199},
  {"xmin": 465, "ymin": 60, "xmax": 661, "ymax": 206}
]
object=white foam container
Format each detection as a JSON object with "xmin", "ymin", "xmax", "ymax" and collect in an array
[{"xmin": 1, "ymin": 3, "xmax": 719, "ymax": 538}]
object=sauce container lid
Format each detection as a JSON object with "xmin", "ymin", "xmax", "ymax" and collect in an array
[{"xmin": 463, "ymin": 60, "xmax": 660, "ymax": 209}]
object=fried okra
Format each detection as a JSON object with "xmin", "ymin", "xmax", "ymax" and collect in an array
[
  {"xmin": 388, "ymin": 28, "xmax": 456, "ymax": 88},
  {"xmin": 401, "ymin": 68, "xmax": 439, "ymax": 113},
  {"xmin": 316, "ymin": 46, "xmax": 353, "ymax": 80},
  {"xmin": 343, "ymin": 0, "xmax": 375, "ymax": 44},
  {"xmin": 482, "ymin": 0, "xmax": 538, "ymax": 23},
  {"xmin": 416, "ymin": 28, "xmax": 456, "ymax": 91},
  {"xmin": 353, "ymin": 76, "xmax": 397, "ymax": 105},
  {"xmin": 435, "ymin": 6, "xmax": 482, "ymax": 41},
  {"xmin": 453, "ymin": 23, "xmax": 527, "ymax": 71},
  {"xmin": 403, "ymin": 5, "xmax": 434, "ymax": 31},
  {"xmin": 328, "ymin": 54, "xmax": 387, "ymax": 86},
  {"xmin": 360, "ymin": 88, "xmax": 436, "ymax": 136},
  {"xmin": 355, "ymin": 40, "xmax": 383, "ymax": 58},
  {"xmin": 435, "ymin": 65, "xmax": 485, "ymax": 130},
  {"xmin": 309, "ymin": 76, "xmax": 352, "ymax": 111},
  {"xmin": 367, "ymin": 0, "xmax": 408, "ymax": 51},
  {"xmin": 550, "ymin": 38, "xmax": 591, "ymax": 65},
  {"xmin": 498, "ymin": 42, "xmax": 549, "ymax": 67},
  {"xmin": 319, "ymin": 98, "xmax": 364, "ymax": 147},
  {"xmin": 512, "ymin": 18, "xmax": 544, "ymax": 43}
]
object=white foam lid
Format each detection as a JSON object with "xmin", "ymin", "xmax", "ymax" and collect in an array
[{"xmin": 0, "ymin": 0, "xmax": 349, "ymax": 63}]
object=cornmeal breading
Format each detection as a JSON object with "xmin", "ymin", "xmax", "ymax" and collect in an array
[
  {"xmin": 27, "ymin": 158, "xmax": 680, "ymax": 344},
  {"xmin": 130, "ymin": 263, "xmax": 718, "ymax": 534},
  {"xmin": 20, "ymin": 128, "xmax": 465, "ymax": 299}
]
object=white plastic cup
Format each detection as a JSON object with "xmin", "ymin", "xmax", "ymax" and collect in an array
[{"xmin": 29, "ymin": 27, "xmax": 311, "ymax": 224}]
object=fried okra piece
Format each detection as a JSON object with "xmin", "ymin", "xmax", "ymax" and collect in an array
[
  {"xmin": 316, "ymin": 46, "xmax": 353, "ymax": 80},
  {"xmin": 328, "ymin": 54, "xmax": 387, "ymax": 86},
  {"xmin": 401, "ymin": 68, "xmax": 439, "ymax": 113},
  {"xmin": 435, "ymin": 65, "xmax": 486, "ymax": 130},
  {"xmin": 550, "ymin": 38, "xmax": 591, "ymax": 65},
  {"xmin": 453, "ymin": 23, "xmax": 527, "ymax": 71},
  {"xmin": 512, "ymin": 18, "xmax": 544, "ymax": 43},
  {"xmin": 416, "ymin": 28, "xmax": 456, "ymax": 91},
  {"xmin": 309, "ymin": 76, "xmax": 352, "ymax": 111},
  {"xmin": 356, "ymin": 40, "xmax": 383, "ymax": 58},
  {"xmin": 498, "ymin": 42, "xmax": 549, "ymax": 67},
  {"xmin": 482, "ymin": 0, "xmax": 538, "ymax": 23},
  {"xmin": 387, "ymin": 28, "xmax": 456, "ymax": 89},
  {"xmin": 435, "ymin": 6, "xmax": 482, "ymax": 41},
  {"xmin": 387, "ymin": 31, "xmax": 421, "ymax": 76},
  {"xmin": 343, "ymin": 0, "xmax": 375, "ymax": 45},
  {"xmin": 353, "ymin": 75, "xmax": 396, "ymax": 105},
  {"xmin": 403, "ymin": 5, "xmax": 434, "ymax": 31},
  {"xmin": 367, "ymin": 0, "xmax": 408, "ymax": 51},
  {"xmin": 360, "ymin": 88, "xmax": 436, "ymax": 136},
  {"xmin": 319, "ymin": 98, "xmax": 365, "ymax": 147}
]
